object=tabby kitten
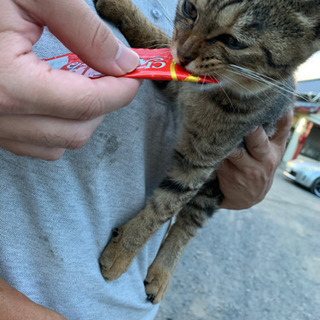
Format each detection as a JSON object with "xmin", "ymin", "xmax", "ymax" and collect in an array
[{"xmin": 95, "ymin": 0, "xmax": 320, "ymax": 303}]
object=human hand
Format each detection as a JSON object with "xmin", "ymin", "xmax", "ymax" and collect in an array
[
  {"xmin": 0, "ymin": 278, "xmax": 67, "ymax": 320},
  {"xmin": 218, "ymin": 110, "xmax": 293, "ymax": 210},
  {"xmin": 0, "ymin": 0, "xmax": 140, "ymax": 160}
]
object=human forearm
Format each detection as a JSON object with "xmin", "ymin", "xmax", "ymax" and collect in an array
[{"xmin": 0, "ymin": 278, "xmax": 66, "ymax": 320}]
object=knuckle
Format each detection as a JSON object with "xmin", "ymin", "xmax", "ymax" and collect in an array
[
  {"xmin": 265, "ymin": 156, "xmax": 277, "ymax": 172},
  {"xmin": 0, "ymin": 86, "xmax": 15, "ymax": 114},
  {"xmin": 76, "ymin": 92, "xmax": 103, "ymax": 120},
  {"xmin": 251, "ymin": 166, "xmax": 269, "ymax": 184},
  {"xmin": 230, "ymin": 148, "xmax": 245, "ymax": 161},
  {"xmin": 251, "ymin": 135, "xmax": 270, "ymax": 154},
  {"xmin": 90, "ymin": 20, "xmax": 113, "ymax": 50},
  {"xmin": 66, "ymin": 129, "xmax": 93, "ymax": 150},
  {"xmin": 30, "ymin": 122, "xmax": 94, "ymax": 150}
]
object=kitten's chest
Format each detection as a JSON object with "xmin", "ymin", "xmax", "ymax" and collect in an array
[{"xmin": 178, "ymin": 88, "xmax": 258, "ymax": 137}]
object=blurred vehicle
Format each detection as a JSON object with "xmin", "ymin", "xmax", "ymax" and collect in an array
[{"xmin": 283, "ymin": 156, "xmax": 320, "ymax": 197}]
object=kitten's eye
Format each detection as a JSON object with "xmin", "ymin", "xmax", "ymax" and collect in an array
[
  {"xmin": 182, "ymin": 0, "xmax": 197, "ymax": 20},
  {"xmin": 208, "ymin": 34, "xmax": 248, "ymax": 50}
]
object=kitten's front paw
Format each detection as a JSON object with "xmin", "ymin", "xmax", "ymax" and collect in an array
[
  {"xmin": 144, "ymin": 263, "xmax": 172, "ymax": 304},
  {"xmin": 95, "ymin": 0, "xmax": 130, "ymax": 26},
  {"xmin": 99, "ymin": 227, "xmax": 135, "ymax": 281}
]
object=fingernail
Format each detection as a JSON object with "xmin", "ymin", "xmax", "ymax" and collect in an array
[
  {"xmin": 115, "ymin": 44, "xmax": 140, "ymax": 74},
  {"xmin": 249, "ymin": 126, "xmax": 259, "ymax": 134}
]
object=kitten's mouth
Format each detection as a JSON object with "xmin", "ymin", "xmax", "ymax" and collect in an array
[
  {"xmin": 171, "ymin": 48, "xmax": 193, "ymax": 71},
  {"xmin": 171, "ymin": 46, "xmax": 219, "ymax": 83}
]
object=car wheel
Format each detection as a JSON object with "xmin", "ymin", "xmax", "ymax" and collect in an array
[{"xmin": 311, "ymin": 178, "xmax": 320, "ymax": 197}]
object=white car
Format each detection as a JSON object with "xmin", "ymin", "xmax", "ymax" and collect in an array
[{"xmin": 283, "ymin": 157, "xmax": 320, "ymax": 197}]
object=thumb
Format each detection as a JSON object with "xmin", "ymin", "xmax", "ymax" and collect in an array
[
  {"xmin": 20, "ymin": 0, "xmax": 139, "ymax": 76},
  {"xmin": 244, "ymin": 126, "xmax": 271, "ymax": 161}
]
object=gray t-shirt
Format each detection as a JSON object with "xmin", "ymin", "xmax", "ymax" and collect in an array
[{"xmin": 0, "ymin": 1, "xmax": 178, "ymax": 319}]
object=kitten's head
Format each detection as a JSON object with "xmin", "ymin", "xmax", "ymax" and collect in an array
[{"xmin": 172, "ymin": 0, "xmax": 320, "ymax": 91}]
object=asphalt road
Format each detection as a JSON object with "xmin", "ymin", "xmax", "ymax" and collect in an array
[{"xmin": 156, "ymin": 168, "xmax": 320, "ymax": 320}]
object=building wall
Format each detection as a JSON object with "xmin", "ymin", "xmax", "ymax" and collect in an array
[
  {"xmin": 282, "ymin": 78, "xmax": 320, "ymax": 164},
  {"xmin": 282, "ymin": 111, "xmax": 320, "ymax": 163}
]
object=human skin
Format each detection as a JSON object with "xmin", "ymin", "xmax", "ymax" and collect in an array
[
  {"xmin": 0, "ymin": 0, "xmax": 141, "ymax": 161},
  {"xmin": 219, "ymin": 110, "xmax": 294, "ymax": 210},
  {"xmin": 0, "ymin": 278, "xmax": 66, "ymax": 319}
]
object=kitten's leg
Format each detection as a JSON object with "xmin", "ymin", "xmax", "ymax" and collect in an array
[
  {"xmin": 95, "ymin": 0, "xmax": 171, "ymax": 48},
  {"xmin": 99, "ymin": 158, "xmax": 215, "ymax": 281},
  {"xmin": 144, "ymin": 177, "xmax": 223, "ymax": 304}
]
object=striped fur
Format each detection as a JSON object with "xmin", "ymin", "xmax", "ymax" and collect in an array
[{"xmin": 96, "ymin": 0, "xmax": 320, "ymax": 304}]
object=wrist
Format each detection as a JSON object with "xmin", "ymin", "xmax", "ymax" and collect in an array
[{"xmin": 0, "ymin": 278, "xmax": 66, "ymax": 320}]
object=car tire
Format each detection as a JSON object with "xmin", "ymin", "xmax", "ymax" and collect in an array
[{"xmin": 311, "ymin": 178, "xmax": 320, "ymax": 197}]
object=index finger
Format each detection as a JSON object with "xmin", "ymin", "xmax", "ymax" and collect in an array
[
  {"xmin": 8, "ymin": 54, "xmax": 141, "ymax": 119},
  {"xmin": 15, "ymin": 0, "xmax": 139, "ymax": 75}
]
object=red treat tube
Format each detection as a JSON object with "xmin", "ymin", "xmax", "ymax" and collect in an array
[{"xmin": 43, "ymin": 48, "xmax": 218, "ymax": 83}]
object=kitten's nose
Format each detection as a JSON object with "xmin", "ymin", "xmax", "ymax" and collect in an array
[{"xmin": 177, "ymin": 52, "xmax": 193, "ymax": 67}]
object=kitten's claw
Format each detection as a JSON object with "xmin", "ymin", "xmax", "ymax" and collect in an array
[
  {"xmin": 146, "ymin": 294, "xmax": 156, "ymax": 303},
  {"xmin": 144, "ymin": 264, "xmax": 171, "ymax": 304},
  {"xmin": 111, "ymin": 227, "xmax": 120, "ymax": 237}
]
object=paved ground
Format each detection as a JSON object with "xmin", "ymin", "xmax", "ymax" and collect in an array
[{"xmin": 156, "ymin": 168, "xmax": 320, "ymax": 320}]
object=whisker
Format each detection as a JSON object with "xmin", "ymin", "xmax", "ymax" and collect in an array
[
  {"xmin": 229, "ymin": 64, "xmax": 295, "ymax": 92},
  {"xmin": 227, "ymin": 66, "xmax": 302, "ymax": 102},
  {"xmin": 216, "ymin": 71, "xmax": 273, "ymax": 106},
  {"xmin": 229, "ymin": 65, "xmax": 307, "ymax": 101},
  {"xmin": 213, "ymin": 72, "xmax": 236, "ymax": 112},
  {"xmin": 201, "ymin": 74, "xmax": 208, "ymax": 89},
  {"xmin": 213, "ymin": 70, "xmax": 295, "ymax": 115},
  {"xmin": 215, "ymin": 71, "xmax": 253, "ymax": 95}
]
